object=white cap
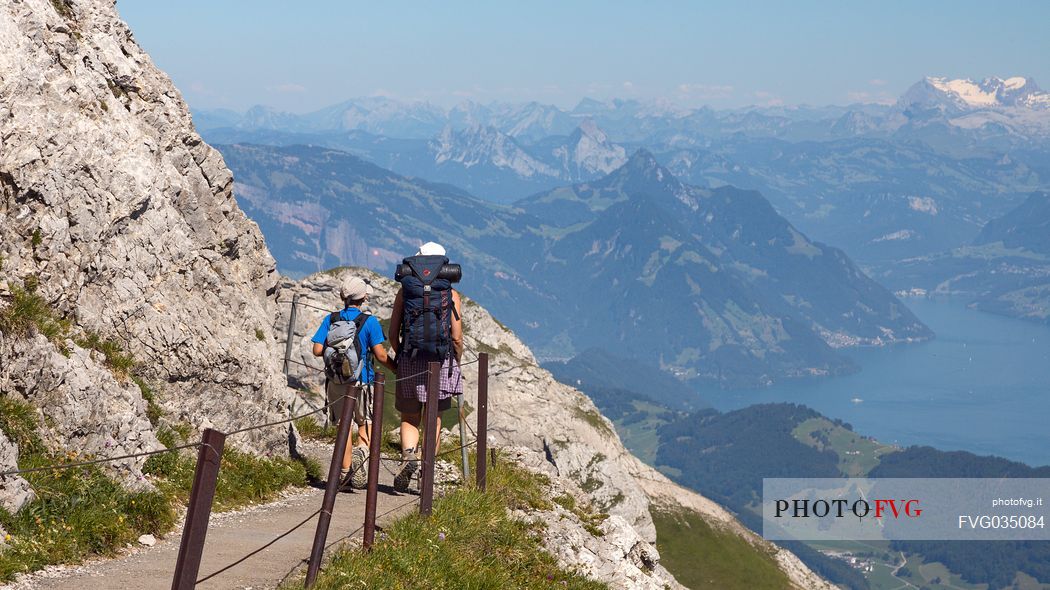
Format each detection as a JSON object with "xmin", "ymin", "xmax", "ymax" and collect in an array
[
  {"xmin": 340, "ymin": 277, "xmax": 374, "ymax": 301},
  {"xmin": 415, "ymin": 241, "xmax": 446, "ymax": 256}
]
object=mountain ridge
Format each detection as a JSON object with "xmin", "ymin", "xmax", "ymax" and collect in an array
[
  {"xmin": 881, "ymin": 191, "xmax": 1050, "ymax": 324},
  {"xmin": 193, "ymin": 74, "xmax": 1050, "ymax": 141},
  {"xmin": 221, "ymin": 142, "xmax": 932, "ymax": 388},
  {"xmin": 195, "ymin": 80, "xmax": 1050, "ymax": 278}
]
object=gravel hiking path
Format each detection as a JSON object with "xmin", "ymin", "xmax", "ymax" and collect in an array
[{"xmin": 1, "ymin": 442, "xmax": 425, "ymax": 590}]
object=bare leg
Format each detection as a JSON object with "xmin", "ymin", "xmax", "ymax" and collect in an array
[
  {"xmin": 434, "ymin": 416, "xmax": 442, "ymax": 455},
  {"xmin": 401, "ymin": 411, "xmax": 443, "ymax": 454},
  {"xmin": 357, "ymin": 423, "xmax": 370, "ymax": 448},
  {"xmin": 328, "ymin": 382, "xmax": 356, "ymax": 472},
  {"xmin": 400, "ymin": 411, "xmax": 421, "ymax": 452},
  {"xmin": 341, "ymin": 441, "xmax": 353, "ymax": 471}
]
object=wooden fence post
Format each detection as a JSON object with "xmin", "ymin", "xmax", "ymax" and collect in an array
[
  {"xmin": 171, "ymin": 428, "xmax": 226, "ymax": 590},
  {"xmin": 419, "ymin": 362, "xmax": 441, "ymax": 515},
  {"xmin": 305, "ymin": 386, "xmax": 357, "ymax": 587},
  {"xmin": 282, "ymin": 293, "xmax": 299, "ymax": 375},
  {"xmin": 476, "ymin": 353, "xmax": 489, "ymax": 491},
  {"xmin": 363, "ymin": 374, "xmax": 385, "ymax": 550}
]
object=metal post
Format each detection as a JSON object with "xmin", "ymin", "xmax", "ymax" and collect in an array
[
  {"xmin": 283, "ymin": 293, "xmax": 300, "ymax": 375},
  {"xmin": 419, "ymin": 361, "xmax": 440, "ymax": 516},
  {"xmin": 457, "ymin": 394, "xmax": 470, "ymax": 480},
  {"xmin": 363, "ymin": 374, "xmax": 385, "ymax": 550},
  {"xmin": 476, "ymin": 352, "xmax": 489, "ymax": 491},
  {"xmin": 171, "ymin": 428, "xmax": 226, "ymax": 590},
  {"xmin": 305, "ymin": 385, "xmax": 357, "ymax": 588}
]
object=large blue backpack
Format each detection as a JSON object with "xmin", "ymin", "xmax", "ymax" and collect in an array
[{"xmin": 397, "ymin": 255, "xmax": 457, "ymax": 361}]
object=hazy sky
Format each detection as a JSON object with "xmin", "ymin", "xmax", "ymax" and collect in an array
[{"xmin": 117, "ymin": 1, "xmax": 1050, "ymax": 113}]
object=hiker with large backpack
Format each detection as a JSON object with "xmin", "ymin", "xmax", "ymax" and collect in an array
[
  {"xmin": 387, "ymin": 242, "xmax": 464, "ymax": 493},
  {"xmin": 310, "ymin": 276, "xmax": 395, "ymax": 490}
]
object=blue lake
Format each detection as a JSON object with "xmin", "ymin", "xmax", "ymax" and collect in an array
[{"xmin": 707, "ymin": 297, "xmax": 1050, "ymax": 468}]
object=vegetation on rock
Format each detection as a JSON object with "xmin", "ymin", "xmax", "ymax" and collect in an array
[
  {"xmin": 652, "ymin": 506, "xmax": 791, "ymax": 590},
  {"xmin": 0, "ymin": 398, "xmax": 316, "ymax": 581},
  {"xmin": 307, "ymin": 455, "xmax": 605, "ymax": 590},
  {"xmin": 0, "ymin": 397, "xmax": 173, "ymax": 581}
]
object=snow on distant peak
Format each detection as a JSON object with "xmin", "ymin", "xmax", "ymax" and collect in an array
[
  {"xmin": 1004, "ymin": 76, "xmax": 1028, "ymax": 90},
  {"xmin": 926, "ymin": 77, "xmax": 999, "ymax": 107},
  {"xmin": 919, "ymin": 76, "xmax": 1048, "ymax": 110}
]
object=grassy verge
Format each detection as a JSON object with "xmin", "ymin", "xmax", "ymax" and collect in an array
[
  {"xmin": 0, "ymin": 397, "xmax": 315, "ymax": 582},
  {"xmin": 294, "ymin": 415, "xmax": 338, "ymax": 443},
  {"xmin": 0, "ymin": 278, "xmax": 316, "ymax": 580},
  {"xmin": 651, "ymin": 506, "xmax": 792, "ymax": 590},
  {"xmin": 0, "ymin": 397, "xmax": 174, "ymax": 581},
  {"xmin": 308, "ymin": 454, "xmax": 606, "ymax": 590},
  {"xmin": 144, "ymin": 426, "xmax": 312, "ymax": 512}
]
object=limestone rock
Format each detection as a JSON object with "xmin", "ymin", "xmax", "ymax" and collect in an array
[
  {"xmin": 137, "ymin": 534, "xmax": 156, "ymax": 547},
  {"xmin": 0, "ymin": 0, "xmax": 295, "ymax": 465},
  {"xmin": 0, "ymin": 429, "xmax": 34, "ymax": 514},
  {"xmin": 504, "ymin": 447, "xmax": 683, "ymax": 590},
  {"xmin": 1, "ymin": 333, "xmax": 161, "ymax": 486},
  {"xmin": 433, "ymin": 459, "xmax": 461, "ymax": 488}
]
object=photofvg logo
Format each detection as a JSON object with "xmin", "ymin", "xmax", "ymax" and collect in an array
[
  {"xmin": 774, "ymin": 497, "xmax": 923, "ymax": 520},
  {"xmin": 762, "ymin": 478, "xmax": 1050, "ymax": 541}
]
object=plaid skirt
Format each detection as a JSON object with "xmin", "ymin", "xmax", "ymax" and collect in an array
[{"xmin": 396, "ymin": 356, "xmax": 463, "ymax": 403}]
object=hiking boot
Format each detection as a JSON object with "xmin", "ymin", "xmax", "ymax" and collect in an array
[
  {"xmin": 393, "ymin": 448, "xmax": 419, "ymax": 493},
  {"xmin": 338, "ymin": 468, "xmax": 352, "ymax": 491},
  {"xmin": 350, "ymin": 446, "xmax": 369, "ymax": 489}
]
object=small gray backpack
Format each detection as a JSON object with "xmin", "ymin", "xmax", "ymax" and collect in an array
[{"xmin": 323, "ymin": 312, "xmax": 370, "ymax": 384}]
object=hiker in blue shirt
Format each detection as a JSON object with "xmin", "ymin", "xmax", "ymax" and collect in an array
[{"xmin": 311, "ymin": 276, "xmax": 395, "ymax": 489}]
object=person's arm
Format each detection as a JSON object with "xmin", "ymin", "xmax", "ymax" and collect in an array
[
  {"xmin": 310, "ymin": 315, "xmax": 331, "ymax": 357},
  {"xmin": 365, "ymin": 316, "xmax": 397, "ymax": 372},
  {"xmin": 388, "ymin": 288, "xmax": 404, "ymax": 356},
  {"xmin": 371, "ymin": 343, "xmax": 396, "ymax": 372},
  {"xmin": 451, "ymin": 290, "xmax": 464, "ymax": 362}
]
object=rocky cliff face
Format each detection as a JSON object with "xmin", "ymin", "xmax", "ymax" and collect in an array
[
  {"xmin": 277, "ymin": 267, "xmax": 834, "ymax": 590},
  {"xmin": 0, "ymin": 0, "xmax": 294, "ymax": 495}
]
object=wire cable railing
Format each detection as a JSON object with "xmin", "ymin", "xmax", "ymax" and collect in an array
[
  {"xmin": 224, "ymin": 392, "xmax": 348, "ymax": 437},
  {"xmin": 195, "ymin": 508, "xmax": 323, "ymax": 585},
  {"xmin": 276, "ymin": 298, "xmax": 336, "ymax": 314},
  {"xmin": 0, "ymin": 440, "xmax": 203, "ymax": 478},
  {"xmin": 0, "ymin": 391, "xmax": 353, "ymax": 477}
]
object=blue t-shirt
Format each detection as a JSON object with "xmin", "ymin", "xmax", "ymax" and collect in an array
[{"xmin": 311, "ymin": 308, "xmax": 386, "ymax": 384}]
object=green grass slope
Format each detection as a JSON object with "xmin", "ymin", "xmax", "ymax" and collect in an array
[{"xmin": 652, "ymin": 507, "xmax": 793, "ymax": 590}]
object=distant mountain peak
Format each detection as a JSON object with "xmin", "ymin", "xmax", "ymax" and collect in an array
[
  {"xmin": 592, "ymin": 149, "xmax": 704, "ymax": 210},
  {"xmin": 430, "ymin": 123, "xmax": 558, "ymax": 178},
  {"xmin": 573, "ymin": 97, "xmax": 612, "ymax": 114},
  {"xmin": 555, "ymin": 119, "xmax": 627, "ymax": 177},
  {"xmin": 901, "ymin": 76, "xmax": 1050, "ymax": 111},
  {"xmin": 574, "ymin": 118, "xmax": 606, "ymax": 141},
  {"xmin": 624, "ymin": 148, "xmax": 662, "ymax": 171},
  {"xmin": 613, "ymin": 149, "xmax": 673, "ymax": 185}
]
